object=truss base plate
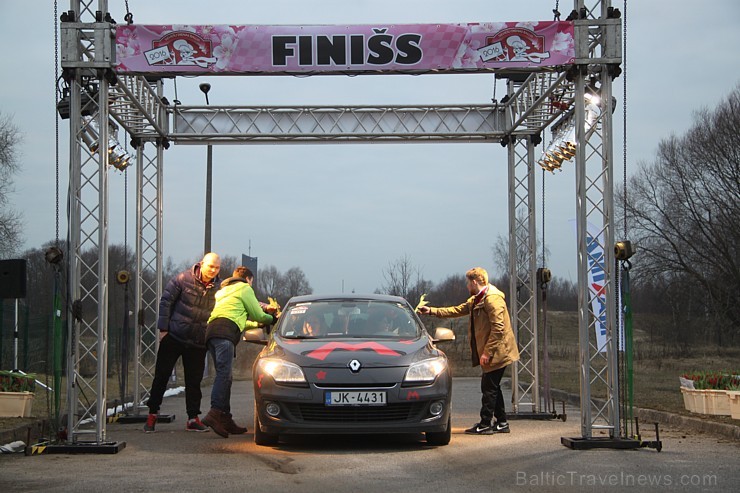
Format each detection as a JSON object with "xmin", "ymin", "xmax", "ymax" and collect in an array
[
  {"xmin": 561, "ymin": 437, "xmax": 661, "ymax": 451},
  {"xmin": 114, "ymin": 413, "xmax": 175, "ymax": 424},
  {"xmin": 508, "ymin": 411, "xmax": 565, "ymax": 421},
  {"xmin": 44, "ymin": 441, "xmax": 126, "ymax": 454}
]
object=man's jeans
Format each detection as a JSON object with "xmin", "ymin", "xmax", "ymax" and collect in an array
[
  {"xmin": 146, "ymin": 334, "xmax": 207, "ymax": 419},
  {"xmin": 207, "ymin": 338, "xmax": 234, "ymax": 413},
  {"xmin": 480, "ymin": 365, "xmax": 508, "ymax": 425}
]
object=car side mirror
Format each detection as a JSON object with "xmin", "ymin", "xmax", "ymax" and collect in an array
[
  {"xmin": 243, "ymin": 328, "xmax": 268, "ymax": 345},
  {"xmin": 432, "ymin": 327, "xmax": 455, "ymax": 343}
]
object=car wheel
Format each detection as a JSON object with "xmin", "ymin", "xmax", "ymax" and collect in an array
[
  {"xmin": 253, "ymin": 403, "xmax": 279, "ymax": 446},
  {"xmin": 425, "ymin": 416, "xmax": 451, "ymax": 446}
]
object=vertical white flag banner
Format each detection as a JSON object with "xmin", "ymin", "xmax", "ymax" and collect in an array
[{"xmin": 571, "ymin": 220, "xmax": 608, "ymax": 352}]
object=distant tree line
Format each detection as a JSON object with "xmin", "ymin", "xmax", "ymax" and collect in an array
[
  {"xmin": 377, "ymin": 253, "xmax": 579, "ymax": 311},
  {"xmin": 0, "ymin": 245, "xmax": 313, "ymax": 373},
  {"xmin": 620, "ymin": 84, "xmax": 740, "ymax": 347}
]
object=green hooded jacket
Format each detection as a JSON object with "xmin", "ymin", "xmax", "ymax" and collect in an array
[{"xmin": 207, "ymin": 277, "xmax": 274, "ymax": 331}]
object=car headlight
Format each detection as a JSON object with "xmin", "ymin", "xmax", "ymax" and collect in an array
[
  {"xmin": 403, "ymin": 356, "xmax": 447, "ymax": 385},
  {"xmin": 257, "ymin": 358, "xmax": 307, "ymax": 385}
]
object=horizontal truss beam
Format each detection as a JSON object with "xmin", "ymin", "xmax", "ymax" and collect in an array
[{"xmin": 170, "ymin": 104, "xmax": 508, "ymax": 144}]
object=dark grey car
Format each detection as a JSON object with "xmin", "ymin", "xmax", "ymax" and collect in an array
[{"xmin": 244, "ymin": 294, "xmax": 455, "ymax": 446}]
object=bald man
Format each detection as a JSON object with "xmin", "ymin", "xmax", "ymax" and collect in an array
[{"xmin": 144, "ymin": 252, "xmax": 222, "ymax": 433}]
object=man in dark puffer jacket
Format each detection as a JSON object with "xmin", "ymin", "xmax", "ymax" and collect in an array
[{"xmin": 144, "ymin": 252, "xmax": 221, "ymax": 433}]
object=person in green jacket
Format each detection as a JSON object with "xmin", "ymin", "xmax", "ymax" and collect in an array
[{"xmin": 201, "ymin": 266, "xmax": 277, "ymax": 437}]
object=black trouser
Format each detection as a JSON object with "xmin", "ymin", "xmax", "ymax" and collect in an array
[
  {"xmin": 480, "ymin": 365, "xmax": 508, "ymax": 425},
  {"xmin": 146, "ymin": 334, "xmax": 207, "ymax": 419}
]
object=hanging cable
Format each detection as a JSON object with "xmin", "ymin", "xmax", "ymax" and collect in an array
[
  {"xmin": 622, "ymin": 0, "xmax": 628, "ymax": 239},
  {"xmin": 613, "ymin": 0, "xmax": 631, "ymax": 438},
  {"xmin": 54, "ymin": 0, "xmax": 60, "ymax": 247},
  {"xmin": 117, "ymin": 140, "xmax": 131, "ymax": 413},
  {"xmin": 622, "ymin": 0, "xmax": 632, "ymax": 439},
  {"xmin": 553, "ymin": 0, "xmax": 561, "ymax": 21},
  {"xmin": 124, "ymin": 157, "xmax": 128, "ymax": 270},
  {"xmin": 173, "ymin": 78, "xmax": 181, "ymax": 105},
  {"xmin": 51, "ymin": 0, "xmax": 66, "ymax": 441},
  {"xmin": 541, "ymin": 168, "xmax": 546, "ymax": 267},
  {"xmin": 124, "ymin": 0, "xmax": 134, "ymax": 25}
]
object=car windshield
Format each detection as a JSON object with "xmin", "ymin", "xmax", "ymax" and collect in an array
[{"xmin": 278, "ymin": 300, "xmax": 421, "ymax": 339}]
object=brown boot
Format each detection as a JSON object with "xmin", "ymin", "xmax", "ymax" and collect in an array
[
  {"xmin": 202, "ymin": 407, "xmax": 229, "ymax": 438},
  {"xmin": 224, "ymin": 413, "xmax": 247, "ymax": 435}
]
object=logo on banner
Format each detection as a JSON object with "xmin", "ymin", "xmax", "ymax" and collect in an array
[
  {"xmin": 478, "ymin": 28, "xmax": 550, "ymax": 63},
  {"xmin": 586, "ymin": 231, "xmax": 608, "ymax": 350},
  {"xmin": 570, "ymin": 219, "xmax": 612, "ymax": 353},
  {"xmin": 145, "ymin": 31, "xmax": 217, "ymax": 68},
  {"xmin": 272, "ymin": 29, "xmax": 423, "ymax": 67}
]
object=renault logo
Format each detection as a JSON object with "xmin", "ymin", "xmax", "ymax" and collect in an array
[{"xmin": 348, "ymin": 359, "xmax": 361, "ymax": 373}]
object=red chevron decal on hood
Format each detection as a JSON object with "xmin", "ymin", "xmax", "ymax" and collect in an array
[{"xmin": 306, "ymin": 342, "xmax": 402, "ymax": 361}]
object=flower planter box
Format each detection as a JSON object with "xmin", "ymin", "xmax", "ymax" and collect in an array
[
  {"xmin": 0, "ymin": 391, "xmax": 34, "ymax": 417},
  {"xmin": 680, "ymin": 388, "xmax": 730, "ymax": 416},
  {"xmin": 727, "ymin": 391, "xmax": 740, "ymax": 420},
  {"xmin": 680, "ymin": 387, "xmax": 699, "ymax": 413}
]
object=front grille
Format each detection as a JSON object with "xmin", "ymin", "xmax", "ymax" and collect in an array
[
  {"xmin": 285, "ymin": 402, "xmax": 426, "ymax": 422},
  {"xmin": 313, "ymin": 383, "xmax": 397, "ymax": 389}
]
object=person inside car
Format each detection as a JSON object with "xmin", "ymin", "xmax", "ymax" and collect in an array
[{"xmin": 301, "ymin": 314, "xmax": 324, "ymax": 337}]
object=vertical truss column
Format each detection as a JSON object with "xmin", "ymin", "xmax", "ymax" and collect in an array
[
  {"xmin": 576, "ymin": 66, "xmax": 620, "ymax": 438},
  {"xmin": 66, "ymin": 76, "xmax": 110, "ymax": 443},
  {"xmin": 574, "ymin": 0, "xmax": 622, "ymax": 442},
  {"xmin": 509, "ymin": 131, "xmax": 540, "ymax": 415},
  {"xmin": 133, "ymin": 141, "xmax": 163, "ymax": 415},
  {"xmin": 572, "ymin": 14, "xmax": 620, "ymax": 440},
  {"xmin": 54, "ymin": 0, "xmax": 125, "ymax": 453},
  {"xmin": 574, "ymin": 71, "xmax": 620, "ymax": 439},
  {"xmin": 65, "ymin": 73, "xmax": 83, "ymax": 443}
]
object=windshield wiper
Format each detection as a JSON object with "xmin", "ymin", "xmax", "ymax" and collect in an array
[{"xmin": 282, "ymin": 335, "xmax": 319, "ymax": 340}]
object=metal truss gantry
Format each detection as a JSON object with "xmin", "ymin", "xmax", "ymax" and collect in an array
[{"xmin": 60, "ymin": 0, "xmax": 622, "ymax": 448}]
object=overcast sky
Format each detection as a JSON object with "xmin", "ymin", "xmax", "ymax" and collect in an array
[{"xmin": 1, "ymin": 1, "xmax": 739, "ymax": 295}]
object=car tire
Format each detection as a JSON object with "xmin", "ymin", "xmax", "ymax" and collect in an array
[
  {"xmin": 253, "ymin": 403, "xmax": 279, "ymax": 446},
  {"xmin": 425, "ymin": 416, "xmax": 451, "ymax": 446}
]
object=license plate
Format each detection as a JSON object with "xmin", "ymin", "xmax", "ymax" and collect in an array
[{"xmin": 325, "ymin": 391, "xmax": 387, "ymax": 406}]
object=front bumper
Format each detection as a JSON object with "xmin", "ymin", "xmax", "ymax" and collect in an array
[{"xmin": 254, "ymin": 372, "xmax": 451, "ymax": 435}]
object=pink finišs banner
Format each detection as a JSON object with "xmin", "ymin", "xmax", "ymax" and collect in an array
[{"xmin": 115, "ymin": 21, "xmax": 574, "ymax": 75}]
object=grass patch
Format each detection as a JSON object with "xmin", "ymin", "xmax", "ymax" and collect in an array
[{"xmin": 544, "ymin": 310, "xmax": 739, "ymax": 425}]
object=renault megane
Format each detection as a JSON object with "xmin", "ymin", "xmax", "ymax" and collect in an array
[{"xmin": 244, "ymin": 294, "xmax": 455, "ymax": 446}]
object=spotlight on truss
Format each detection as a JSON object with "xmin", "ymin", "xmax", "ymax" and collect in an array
[
  {"xmin": 81, "ymin": 115, "xmax": 132, "ymax": 171},
  {"xmin": 538, "ymin": 92, "xmax": 602, "ymax": 173}
]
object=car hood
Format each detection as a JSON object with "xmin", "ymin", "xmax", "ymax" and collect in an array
[{"xmin": 271, "ymin": 337, "xmax": 435, "ymax": 368}]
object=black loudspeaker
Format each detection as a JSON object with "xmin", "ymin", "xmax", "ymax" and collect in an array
[{"xmin": 0, "ymin": 259, "xmax": 27, "ymax": 299}]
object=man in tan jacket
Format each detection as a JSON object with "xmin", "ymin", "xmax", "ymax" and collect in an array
[{"xmin": 419, "ymin": 267, "xmax": 520, "ymax": 435}]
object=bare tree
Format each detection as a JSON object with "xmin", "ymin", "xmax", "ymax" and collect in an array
[
  {"xmin": 283, "ymin": 266, "xmax": 313, "ymax": 301},
  {"xmin": 622, "ymin": 84, "xmax": 740, "ymax": 343},
  {"xmin": 218, "ymin": 254, "xmax": 239, "ymax": 278},
  {"xmin": 255, "ymin": 264, "xmax": 282, "ymax": 299},
  {"xmin": 0, "ymin": 112, "xmax": 22, "ymax": 256},
  {"xmin": 491, "ymin": 207, "xmax": 550, "ymax": 277},
  {"xmin": 379, "ymin": 253, "xmax": 431, "ymax": 305},
  {"xmin": 381, "ymin": 253, "xmax": 418, "ymax": 299}
]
